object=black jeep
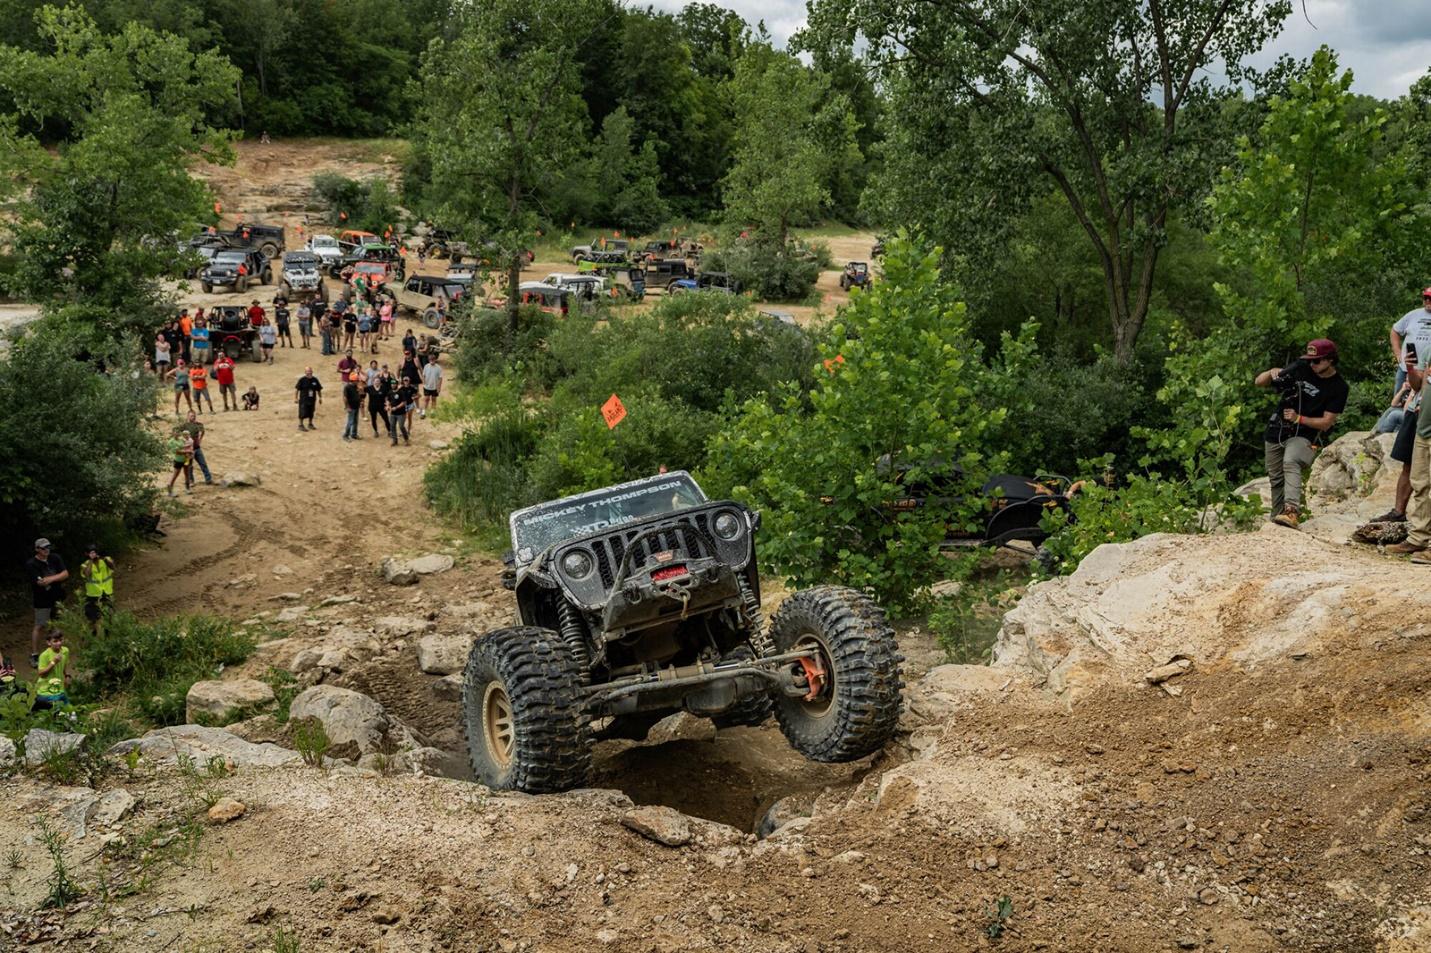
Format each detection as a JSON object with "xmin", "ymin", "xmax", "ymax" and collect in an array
[
  {"xmin": 462, "ymin": 471, "xmax": 904, "ymax": 793},
  {"xmin": 200, "ymin": 249, "xmax": 271, "ymax": 293}
]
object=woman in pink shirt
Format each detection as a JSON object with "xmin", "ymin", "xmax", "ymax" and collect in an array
[{"xmin": 379, "ymin": 298, "xmax": 394, "ymax": 341}]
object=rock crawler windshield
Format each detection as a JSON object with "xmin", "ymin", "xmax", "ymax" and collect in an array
[{"xmin": 509, "ymin": 472, "xmax": 707, "ymax": 564}]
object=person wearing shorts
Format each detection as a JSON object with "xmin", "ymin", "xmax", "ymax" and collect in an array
[
  {"xmin": 259, "ymin": 320, "xmax": 277, "ymax": 363},
  {"xmin": 190, "ymin": 318, "xmax": 211, "ymax": 366},
  {"xmin": 25, "ymin": 538, "xmax": 67, "ymax": 667},
  {"xmin": 214, "ymin": 354, "xmax": 238, "ymax": 410},
  {"xmin": 379, "ymin": 298, "xmax": 394, "ymax": 340},
  {"xmin": 169, "ymin": 358, "xmax": 193, "ymax": 415},
  {"xmin": 166, "ymin": 431, "xmax": 195, "ymax": 495},
  {"xmin": 275, "ymin": 301, "xmax": 292, "ymax": 347},
  {"xmin": 155, "ymin": 331, "xmax": 171, "ymax": 375},
  {"xmin": 421, "ymin": 352, "xmax": 443, "ymax": 417}
]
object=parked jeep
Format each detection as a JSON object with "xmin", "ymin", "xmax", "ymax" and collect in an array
[
  {"xmin": 305, "ymin": 234, "xmax": 345, "ymax": 267},
  {"xmin": 331, "ymin": 242, "xmax": 405, "ymax": 281},
  {"xmin": 839, "ymin": 261, "xmax": 871, "ymax": 291},
  {"xmin": 279, "ymin": 251, "xmax": 327, "ymax": 298},
  {"xmin": 200, "ymin": 249, "xmax": 270, "ymax": 293},
  {"xmin": 570, "ymin": 238, "xmax": 629, "ymax": 261},
  {"xmin": 643, "ymin": 258, "xmax": 692, "ymax": 292},
  {"xmin": 461, "ymin": 472, "xmax": 904, "ymax": 793},
  {"xmin": 669, "ymin": 272, "xmax": 741, "ymax": 295},
  {"xmin": 220, "ymin": 222, "xmax": 285, "ymax": 260},
  {"xmin": 381, "ymin": 274, "xmax": 468, "ymax": 328}
]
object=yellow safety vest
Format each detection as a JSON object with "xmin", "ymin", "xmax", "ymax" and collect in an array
[{"xmin": 83, "ymin": 559, "xmax": 114, "ymax": 598}]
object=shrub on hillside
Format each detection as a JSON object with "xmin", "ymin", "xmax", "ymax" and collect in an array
[
  {"xmin": 0, "ymin": 322, "xmax": 164, "ymax": 549},
  {"xmin": 702, "ymin": 237, "xmax": 1038, "ymax": 612},
  {"xmin": 311, "ymin": 173, "xmax": 402, "ymax": 234},
  {"xmin": 60, "ymin": 610, "xmax": 255, "ymax": 726},
  {"xmin": 700, "ymin": 242, "xmax": 822, "ymax": 301}
]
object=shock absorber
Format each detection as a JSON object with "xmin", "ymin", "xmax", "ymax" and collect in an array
[
  {"xmin": 736, "ymin": 573, "xmax": 775, "ymax": 658},
  {"xmin": 557, "ymin": 601, "xmax": 592, "ymax": 683}
]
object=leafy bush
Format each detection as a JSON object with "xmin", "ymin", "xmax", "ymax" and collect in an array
[
  {"xmin": 926, "ymin": 562, "xmax": 1031, "ymax": 664},
  {"xmin": 700, "ymin": 242, "xmax": 821, "ymax": 301},
  {"xmin": 703, "ymin": 237, "xmax": 1038, "ymax": 612},
  {"xmin": 62, "ymin": 611, "xmax": 254, "ymax": 726},
  {"xmin": 311, "ymin": 173, "xmax": 402, "ymax": 234},
  {"xmin": 0, "ymin": 322, "xmax": 164, "ymax": 550},
  {"xmin": 453, "ymin": 306, "xmax": 564, "ymax": 393}
]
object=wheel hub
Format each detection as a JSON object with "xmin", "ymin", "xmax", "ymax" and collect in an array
[
  {"xmin": 482, "ymin": 682, "xmax": 515, "ymax": 768},
  {"xmin": 793, "ymin": 635, "xmax": 835, "ymax": 716}
]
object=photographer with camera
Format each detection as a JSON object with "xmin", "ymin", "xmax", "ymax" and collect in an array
[{"xmin": 1254, "ymin": 339, "xmax": 1348, "ymax": 529}]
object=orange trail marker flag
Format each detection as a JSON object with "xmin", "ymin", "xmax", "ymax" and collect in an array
[{"xmin": 601, "ymin": 394, "xmax": 627, "ymax": 429}]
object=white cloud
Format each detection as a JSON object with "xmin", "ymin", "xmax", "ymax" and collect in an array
[{"xmin": 644, "ymin": 0, "xmax": 1428, "ymax": 97}]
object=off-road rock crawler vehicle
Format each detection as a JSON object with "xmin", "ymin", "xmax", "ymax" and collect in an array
[{"xmin": 462, "ymin": 472, "xmax": 905, "ymax": 793}]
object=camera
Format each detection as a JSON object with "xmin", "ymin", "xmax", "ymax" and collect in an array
[{"xmin": 1275, "ymin": 357, "xmax": 1307, "ymax": 395}]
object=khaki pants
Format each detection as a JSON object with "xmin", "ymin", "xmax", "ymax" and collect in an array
[
  {"xmin": 1264, "ymin": 437, "xmax": 1317, "ymax": 514},
  {"xmin": 1407, "ymin": 436, "xmax": 1431, "ymax": 546}
]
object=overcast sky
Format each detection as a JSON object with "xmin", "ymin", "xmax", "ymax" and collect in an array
[{"xmin": 647, "ymin": 0, "xmax": 1430, "ymax": 99}]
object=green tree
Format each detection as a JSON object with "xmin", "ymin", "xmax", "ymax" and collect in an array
[
  {"xmin": 703, "ymin": 236, "xmax": 1037, "ymax": 611},
  {"xmin": 0, "ymin": 5, "xmax": 238, "ymax": 326},
  {"xmin": 806, "ymin": 0, "xmax": 1292, "ymax": 364},
  {"xmin": 722, "ymin": 43, "xmax": 852, "ymax": 246},
  {"xmin": 585, "ymin": 106, "xmax": 667, "ymax": 232},
  {"xmin": 416, "ymin": 0, "xmax": 593, "ymax": 331}
]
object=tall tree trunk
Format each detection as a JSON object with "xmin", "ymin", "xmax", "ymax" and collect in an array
[{"xmin": 506, "ymin": 254, "xmax": 522, "ymax": 334}]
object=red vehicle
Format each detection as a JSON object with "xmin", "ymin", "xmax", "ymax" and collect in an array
[{"xmin": 344, "ymin": 260, "xmax": 395, "ymax": 291}]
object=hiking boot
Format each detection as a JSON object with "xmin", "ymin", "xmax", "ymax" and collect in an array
[
  {"xmin": 1372, "ymin": 509, "xmax": 1408, "ymax": 523},
  {"xmin": 1412, "ymin": 549, "xmax": 1431, "ymax": 565},
  {"xmin": 1271, "ymin": 505, "xmax": 1301, "ymax": 529},
  {"xmin": 1385, "ymin": 541, "xmax": 1426, "ymax": 555}
]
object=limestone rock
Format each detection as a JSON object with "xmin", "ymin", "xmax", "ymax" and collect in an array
[
  {"xmin": 275, "ymin": 605, "xmax": 308, "ymax": 624},
  {"xmin": 1234, "ymin": 476, "xmax": 1272, "ymax": 507},
  {"xmin": 23, "ymin": 729, "xmax": 85, "ymax": 766},
  {"xmin": 0, "ymin": 736, "xmax": 15, "ymax": 768},
  {"xmin": 91, "ymin": 789, "xmax": 137, "ymax": 826},
  {"xmin": 756, "ymin": 797, "xmax": 808, "ymax": 839},
  {"xmin": 417, "ymin": 633, "xmax": 471, "ymax": 675},
  {"xmin": 646, "ymin": 711, "xmax": 717, "ymax": 745},
  {"xmin": 1308, "ymin": 430, "xmax": 1386, "ymax": 504},
  {"xmin": 289, "ymin": 685, "xmax": 400, "ymax": 756},
  {"xmin": 109, "ymin": 725, "xmax": 301, "ymax": 768},
  {"xmin": 433, "ymin": 672, "xmax": 464, "ymax": 701},
  {"xmin": 290, "ymin": 647, "xmax": 323, "ymax": 674},
  {"xmin": 375, "ymin": 616, "xmax": 432, "ymax": 638},
  {"xmin": 185, "ymin": 678, "xmax": 275, "ymax": 723},
  {"xmin": 409, "ymin": 553, "xmax": 454, "ymax": 575},
  {"xmin": 207, "ymin": 797, "xmax": 247, "ymax": 824},
  {"xmin": 620, "ymin": 806, "xmax": 693, "ymax": 846},
  {"xmin": 903, "ymin": 664, "xmax": 1010, "ymax": 727},
  {"xmin": 223, "ymin": 471, "xmax": 261, "ymax": 487},
  {"xmin": 381, "ymin": 557, "xmax": 418, "ymax": 586}
]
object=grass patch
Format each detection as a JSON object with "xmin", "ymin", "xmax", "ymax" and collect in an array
[{"xmin": 927, "ymin": 561, "xmax": 1033, "ymax": 665}]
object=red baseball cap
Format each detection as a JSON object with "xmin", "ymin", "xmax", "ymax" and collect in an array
[
  {"xmin": 1422, "ymin": 287, "xmax": 1431, "ymax": 298},
  {"xmin": 1305, "ymin": 338, "xmax": 1338, "ymax": 359}
]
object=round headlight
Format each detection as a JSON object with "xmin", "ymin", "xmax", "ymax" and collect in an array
[
  {"xmin": 713, "ymin": 512, "xmax": 742, "ymax": 540},
  {"xmin": 561, "ymin": 549, "xmax": 593, "ymax": 579}
]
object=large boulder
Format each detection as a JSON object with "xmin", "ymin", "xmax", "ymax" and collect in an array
[
  {"xmin": 1308, "ymin": 430, "xmax": 1392, "ymax": 505},
  {"xmin": 222, "ymin": 471, "xmax": 261, "ymax": 488},
  {"xmin": 288, "ymin": 685, "xmax": 405, "ymax": 757},
  {"xmin": 24, "ymin": 729, "xmax": 85, "ymax": 766},
  {"xmin": 417, "ymin": 633, "xmax": 473, "ymax": 675},
  {"xmin": 992, "ymin": 527, "xmax": 1428, "ymax": 700},
  {"xmin": 902, "ymin": 664, "xmax": 1012, "ymax": 728},
  {"xmin": 109, "ymin": 725, "xmax": 301, "ymax": 768},
  {"xmin": 380, "ymin": 557, "xmax": 418, "ymax": 586},
  {"xmin": 185, "ymin": 678, "xmax": 275, "ymax": 724},
  {"xmin": 409, "ymin": 554, "xmax": 455, "ymax": 575}
]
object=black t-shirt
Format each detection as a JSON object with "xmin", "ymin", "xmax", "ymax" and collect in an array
[
  {"xmin": 309, "ymin": 300, "xmax": 327, "ymax": 322},
  {"xmin": 275, "ymin": 306, "xmax": 290, "ymax": 326},
  {"xmin": 402, "ymin": 333, "xmax": 416, "ymax": 353},
  {"xmin": 389, "ymin": 385, "xmax": 416, "ymax": 413},
  {"xmin": 399, "ymin": 361, "xmax": 419, "ymax": 388},
  {"xmin": 26, "ymin": 553, "xmax": 66, "ymax": 607},
  {"xmin": 367, "ymin": 378, "xmax": 391, "ymax": 405},
  {"xmin": 1265, "ymin": 363, "xmax": 1349, "ymax": 443},
  {"xmin": 343, "ymin": 382, "xmax": 363, "ymax": 409},
  {"xmin": 295, "ymin": 376, "xmax": 324, "ymax": 402}
]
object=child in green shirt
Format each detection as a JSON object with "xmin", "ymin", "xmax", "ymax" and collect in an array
[{"xmin": 35, "ymin": 629, "xmax": 69, "ymax": 708}]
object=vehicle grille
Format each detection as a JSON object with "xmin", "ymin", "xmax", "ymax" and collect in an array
[{"xmin": 591, "ymin": 515, "xmax": 713, "ymax": 589}]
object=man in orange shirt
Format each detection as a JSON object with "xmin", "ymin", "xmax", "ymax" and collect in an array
[
  {"xmin": 188, "ymin": 360, "xmax": 214, "ymax": 414},
  {"xmin": 178, "ymin": 309, "xmax": 194, "ymax": 363}
]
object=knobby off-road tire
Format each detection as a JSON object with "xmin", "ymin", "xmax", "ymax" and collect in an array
[
  {"xmin": 710, "ymin": 644, "xmax": 773, "ymax": 729},
  {"xmin": 770, "ymin": 586, "xmax": 903, "ymax": 762},
  {"xmin": 422, "ymin": 308, "xmax": 441, "ymax": 329},
  {"xmin": 200, "ymin": 282, "xmax": 212, "ymax": 294},
  {"xmin": 462, "ymin": 626, "xmax": 591, "ymax": 793},
  {"xmin": 235, "ymin": 276, "xmax": 249, "ymax": 293}
]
